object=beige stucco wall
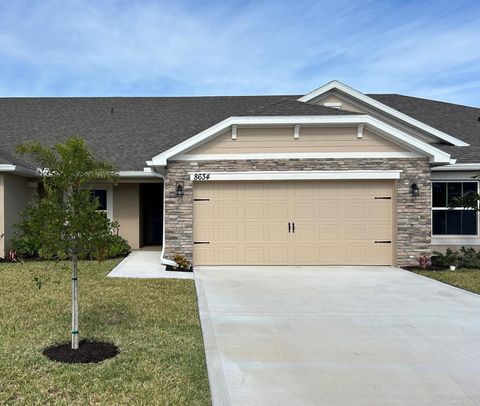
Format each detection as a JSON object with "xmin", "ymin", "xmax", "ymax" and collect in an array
[
  {"xmin": 113, "ymin": 183, "xmax": 140, "ymax": 249},
  {"xmin": 188, "ymin": 125, "xmax": 409, "ymax": 155},
  {"xmin": 0, "ymin": 174, "xmax": 34, "ymax": 258}
]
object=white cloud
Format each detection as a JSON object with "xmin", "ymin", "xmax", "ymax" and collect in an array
[{"xmin": 0, "ymin": 0, "xmax": 478, "ymax": 105}]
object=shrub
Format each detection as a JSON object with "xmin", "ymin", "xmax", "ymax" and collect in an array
[
  {"xmin": 417, "ymin": 255, "xmax": 431, "ymax": 269},
  {"xmin": 105, "ymin": 234, "xmax": 131, "ymax": 259},
  {"xmin": 173, "ymin": 254, "xmax": 191, "ymax": 271},
  {"xmin": 432, "ymin": 248, "xmax": 460, "ymax": 267},
  {"xmin": 13, "ymin": 215, "xmax": 131, "ymax": 260},
  {"xmin": 459, "ymin": 246, "xmax": 480, "ymax": 268}
]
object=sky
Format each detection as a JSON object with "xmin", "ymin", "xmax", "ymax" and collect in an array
[{"xmin": 0, "ymin": 0, "xmax": 479, "ymax": 106}]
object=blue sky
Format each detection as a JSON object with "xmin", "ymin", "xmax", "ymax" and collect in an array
[{"xmin": 0, "ymin": 0, "xmax": 479, "ymax": 105}]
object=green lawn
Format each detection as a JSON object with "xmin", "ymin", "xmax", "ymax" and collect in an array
[
  {"xmin": 411, "ymin": 268, "xmax": 480, "ymax": 295},
  {"xmin": 0, "ymin": 259, "xmax": 210, "ymax": 405}
]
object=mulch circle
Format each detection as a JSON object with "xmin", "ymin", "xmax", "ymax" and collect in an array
[{"xmin": 43, "ymin": 339, "xmax": 119, "ymax": 364}]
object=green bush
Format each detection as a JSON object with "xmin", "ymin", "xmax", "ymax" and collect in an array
[
  {"xmin": 431, "ymin": 247, "xmax": 480, "ymax": 268},
  {"xmin": 432, "ymin": 248, "xmax": 460, "ymax": 267},
  {"xmin": 13, "ymin": 205, "xmax": 131, "ymax": 260},
  {"xmin": 105, "ymin": 234, "xmax": 131, "ymax": 258},
  {"xmin": 459, "ymin": 246, "xmax": 480, "ymax": 268}
]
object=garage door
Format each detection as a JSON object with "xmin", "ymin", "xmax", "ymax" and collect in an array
[{"xmin": 193, "ymin": 180, "xmax": 394, "ymax": 265}]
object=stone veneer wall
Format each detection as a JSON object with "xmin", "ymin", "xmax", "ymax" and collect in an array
[{"xmin": 164, "ymin": 158, "xmax": 431, "ymax": 266}]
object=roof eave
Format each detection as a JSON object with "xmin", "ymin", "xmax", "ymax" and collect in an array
[{"xmin": 0, "ymin": 164, "xmax": 39, "ymax": 177}]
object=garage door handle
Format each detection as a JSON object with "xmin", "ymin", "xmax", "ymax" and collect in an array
[
  {"xmin": 292, "ymin": 222, "xmax": 295, "ymax": 233},
  {"xmin": 288, "ymin": 222, "xmax": 291, "ymax": 233},
  {"xmin": 374, "ymin": 240, "xmax": 391, "ymax": 244}
]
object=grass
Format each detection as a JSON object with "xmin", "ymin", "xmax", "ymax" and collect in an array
[
  {"xmin": 410, "ymin": 267, "xmax": 480, "ymax": 295},
  {"xmin": 0, "ymin": 259, "xmax": 210, "ymax": 405}
]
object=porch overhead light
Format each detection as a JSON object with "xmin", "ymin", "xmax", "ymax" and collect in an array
[{"xmin": 410, "ymin": 183, "xmax": 420, "ymax": 197}]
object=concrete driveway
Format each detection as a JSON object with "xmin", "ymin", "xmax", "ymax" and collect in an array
[{"xmin": 194, "ymin": 266, "xmax": 480, "ymax": 406}]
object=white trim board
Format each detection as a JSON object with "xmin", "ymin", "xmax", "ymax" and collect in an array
[
  {"xmin": 150, "ymin": 115, "xmax": 451, "ymax": 166},
  {"xmin": 432, "ymin": 163, "xmax": 480, "ymax": 171},
  {"xmin": 0, "ymin": 164, "xmax": 39, "ymax": 177},
  {"xmin": 432, "ymin": 237, "xmax": 480, "ymax": 246},
  {"xmin": 178, "ymin": 152, "xmax": 423, "ymax": 161},
  {"xmin": 188, "ymin": 170, "xmax": 402, "ymax": 181},
  {"xmin": 297, "ymin": 80, "xmax": 468, "ymax": 147},
  {"xmin": 118, "ymin": 170, "xmax": 158, "ymax": 178}
]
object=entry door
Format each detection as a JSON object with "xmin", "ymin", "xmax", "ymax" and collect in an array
[{"xmin": 193, "ymin": 180, "xmax": 393, "ymax": 265}]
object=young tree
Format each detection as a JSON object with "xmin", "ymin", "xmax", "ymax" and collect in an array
[{"xmin": 16, "ymin": 137, "xmax": 118, "ymax": 349}]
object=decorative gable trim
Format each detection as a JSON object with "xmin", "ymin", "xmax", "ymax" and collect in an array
[
  {"xmin": 298, "ymin": 81, "xmax": 468, "ymax": 147},
  {"xmin": 149, "ymin": 115, "xmax": 452, "ymax": 166}
]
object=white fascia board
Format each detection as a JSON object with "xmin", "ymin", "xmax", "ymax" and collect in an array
[
  {"xmin": 149, "ymin": 114, "xmax": 451, "ymax": 166},
  {"xmin": 364, "ymin": 116, "xmax": 451, "ymax": 163},
  {"xmin": 431, "ymin": 163, "xmax": 480, "ymax": 171},
  {"xmin": 298, "ymin": 80, "xmax": 468, "ymax": 147},
  {"xmin": 188, "ymin": 170, "xmax": 402, "ymax": 181},
  {"xmin": 0, "ymin": 164, "xmax": 39, "ymax": 177},
  {"xmin": 118, "ymin": 170, "xmax": 158, "ymax": 178},
  {"xmin": 177, "ymin": 152, "xmax": 423, "ymax": 161}
]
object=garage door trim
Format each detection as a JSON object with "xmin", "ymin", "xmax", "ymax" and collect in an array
[{"xmin": 189, "ymin": 170, "xmax": 401, "ymax": 181}]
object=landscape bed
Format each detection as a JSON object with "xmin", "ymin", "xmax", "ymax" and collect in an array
[
  {"xmin": 406, "ymin": 267, "xmax": 480, "ymax": 295},
  {"xmin": 0, "ymin": 259, "xmax": 210, "ymax": 405}
]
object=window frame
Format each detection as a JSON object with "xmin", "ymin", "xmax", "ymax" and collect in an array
[
  {"xmin": 431, "ymin": 180, "xmax": 479, "ymax": 238},
  {"xmin": 89, "ymin": 183, "xmax": 113, "ymax": 220}
]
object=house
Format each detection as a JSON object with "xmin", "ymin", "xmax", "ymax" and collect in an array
[{"xmin": 1, "ymin": 81, "xmax": 479, "ymax": 266}]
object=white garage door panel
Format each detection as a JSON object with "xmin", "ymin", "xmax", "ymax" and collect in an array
[{"xmin": 194, "ymin": 180, "xmax": 394, "ymax": 265}]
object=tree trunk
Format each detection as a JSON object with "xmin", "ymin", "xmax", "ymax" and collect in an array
[{"xmin": 71, "ymin": 255, "xmax": 79, "ymax": 350}]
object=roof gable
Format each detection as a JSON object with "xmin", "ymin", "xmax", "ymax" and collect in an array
[
  {"xmin": 150, "ymin": 114, "xmax": 452, "ymax": 166},
  {"xmin": 298, "ymin": 81, "xmax": 469, "ymax": 147}
]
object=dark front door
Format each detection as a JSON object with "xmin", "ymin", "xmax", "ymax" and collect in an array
[{"xmin": 140, "ymin": 183, "xmax": 164, "ymax": 246}]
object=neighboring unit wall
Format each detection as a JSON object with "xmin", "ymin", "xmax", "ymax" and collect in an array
[
  {"xmin": 163, "ymin": 158, "xmax": 431, "ymax": 266},
  {"xmin": 187, "ymin": 126, "xmax": 409, "ymax": 155},
  {"xmin": 113, "ymin": 183, "xmax": 140, "ymax": 250},
  {"xmin": 0, "ymin": 174, "xmax": 34, "ymax": 257}
]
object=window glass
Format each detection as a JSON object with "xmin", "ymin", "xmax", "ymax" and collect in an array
[
  {"xmin": 432, "ymin": 182, "xmax": 478, "ymax": 236},
  {"xmin": 463, "ymin": 182, "xmax": 477, "ymax": 195},
  {"xmin": 432, "ymin": 210, "xmax": 446, "ymax": 235},
  {"xmin": 432, "ymin": 182, "xmax": 446, "ymax": 207},
  {"xmin": 446, "ymin": 210, "xmax": 461, "ymax": 234},
  {"xmin": 462, "ymin": 211, "xmax": 477, "ymax": 235},
  {"xmin": 91, "ymin": 189, "xmax": 107, "ymax": 211},
  {"xmin": 447, "ymin": 183, "xmax": 462, "ymax": 205}
]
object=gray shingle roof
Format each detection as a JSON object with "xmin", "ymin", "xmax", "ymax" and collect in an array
[
  {"xmin": 0, "ymin": 93, "xmax": 478, "ymax": 171},
  {"xmin": 368, "ymin": 94, "xmax": 480, "ymax": 163},
  {"xmin": 0, "ymin": 96, "xmax": 354, "ymax": 171}
]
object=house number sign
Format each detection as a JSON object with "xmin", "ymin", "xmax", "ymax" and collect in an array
[{"xmin": 192, "ymin": 173, "xmax": 211, "ymax": 180}]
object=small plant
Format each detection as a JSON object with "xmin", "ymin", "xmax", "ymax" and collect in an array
[
  {"xmin": 459, "ymin": 246, "xmax": 480, "ymax": 268},
  {"xmin": 432, "ymin": 248, "xmax": 460, "ymax": 268},
  {"xmin": 417, "ymin": 255, "xmax": 431, "ymax": 269},
  {"xmin": 173, "ymin": 254, "xmax": 191, "ymax": 271}
]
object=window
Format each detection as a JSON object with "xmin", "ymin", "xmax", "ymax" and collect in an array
[
  {"xmin": 91, "ymin": 189, "xmax": 108, "ymax": 212},
  {"xmin": 432, "ymin": 182, "xmax": 478, "ymax": 235}
]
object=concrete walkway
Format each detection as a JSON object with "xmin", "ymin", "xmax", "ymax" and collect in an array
[
  {"xmin": 108, "ymin": 250, "xmax": 193, "ymax": 279},
  {"xmin": 194, "ymin": 266, "xmax": 480, "ymax": 406}
]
